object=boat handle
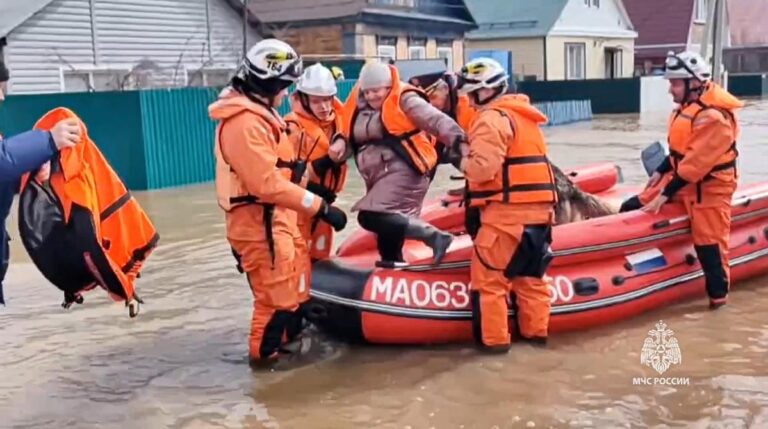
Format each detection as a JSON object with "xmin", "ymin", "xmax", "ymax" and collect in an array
[{"xmin": 652, "ymin": 190, "xmax": 768, "ymax": 230}]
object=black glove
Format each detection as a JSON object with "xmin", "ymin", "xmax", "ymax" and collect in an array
[
  {"xmin": 445, "ymin": 137, "xmax": 469, "ymax": 171},
  {"xmin": 307, "ymin": 181, "xmax": 337, "ymax": 204},
  {"xmin": 317, "ymin": 201, "xmax": 347, "ymax": 232}
]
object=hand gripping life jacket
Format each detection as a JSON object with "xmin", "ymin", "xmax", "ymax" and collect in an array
[
  {"xmin": 342, "ymin": 64, "xmax": 437, "ymax": 175},
  {"xmin": 213, "ymin": 97, "xmax": 303, "ymax": 270},
  {"xmin": 285, "ymin": 97, "xmax": 348, "ymax": 202},
  {"xmin": 667, "ymin": 82, "xmax": 742, "ymax": 200},
  {"xmin": 18, "ymin": 108, "xmax": 159, "ymax": 317},
  {"xmin": 465, "ymin": 95, "xmax": 558, "ymax": 208}
]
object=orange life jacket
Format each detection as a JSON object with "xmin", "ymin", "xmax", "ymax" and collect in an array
[
  {"xmin": 465, "ymin": 95, "xmax": 557, "ymax": 207},
  {"xmin": 214, "ymin": 96, "xmax": 299, "ymax": 212},
  {"xmin": 213, "ymin": 94, "xmax": 301, "ymax": 269},
  {"xmin": 18, "ymin": 107, "xmax": 159, "ymax": 317},
  {"xmin": 342, "ymin": 64, "xmax": 437, "ymax": 175},
  {"xmin": 667, "ymin": 82, "xmax": 740, "ymax": 188},
  {"xmin": 285, "ymin": 97, "xmax": 348, "ymax": 198}
]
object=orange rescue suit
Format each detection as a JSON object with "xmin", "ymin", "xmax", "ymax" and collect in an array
[
  {"xmin": 210, "ymin": 90, "xmax": 324, "ymax": 362},
  {"xmin": 285, "ymin": 96, "xmax": 347, "ymax": 263},
  {"xmin": 18, "ymin": 107, "xmax": 159, "ymax": 317},
  {"xmin": 342, "ymin": 64, "xmax": 438, "ymax": 175},
  {"xmin": 461, "ymin": 94, "xmax": 557, "ymax": 349},
  {"xmin": 643, "ymin": 82, "xmax": 743, "ymax": 306}
]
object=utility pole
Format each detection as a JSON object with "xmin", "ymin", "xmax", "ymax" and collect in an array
[
  {"xmin": 242, "ymin": 0, "xmax": 249, "ymax": 58},
  {"xmin": 712, "ymin": 0, "xmax": 727, "ymax": 85}
]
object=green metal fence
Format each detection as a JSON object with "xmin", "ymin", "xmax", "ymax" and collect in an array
[
  {"xmin": 518, "ymin": 78, "xmax": 641, "ymax": 114},
  {"xmin": 0, "ymin": 91, "xmax": 148, "ymax": 189},
  {"xmin": 728, "ymin": 74, "xmax": 768, "ymax": 98},
  {"xmin": 0, "ymin": 80, "xmax": 592, "ymax": 191}
]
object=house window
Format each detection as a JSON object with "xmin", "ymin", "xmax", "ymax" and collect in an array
[
  {"xmin": 437, "ymin": 47, "xmax": 453, "ymax": 70},
  {"xmin": 565, "ymin": 43, "xmax": 586, "ymax": 80},
  {"xmin": 694, "ymin": 0, "xmax": 707, "ymax": 22},
  {"xmin": 377, "ymin": 35, "xmax": 397, "ymax": 62},
  {"xmin": 408, "ymin": 37, "xmax": 426, "ymax": 60},
  {"xmin": 409, "ymin": 46, "xmax": 425, "ymax": 59}
]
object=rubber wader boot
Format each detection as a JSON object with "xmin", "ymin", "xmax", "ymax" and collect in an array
[{"xmin": 404, "ymin": 219, "xmax": 453, "ymax": 265}]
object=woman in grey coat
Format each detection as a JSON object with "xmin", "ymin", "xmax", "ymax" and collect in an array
[{"xmin": 329, "ymin": 61, "xmax": 466, "ymax": 265}]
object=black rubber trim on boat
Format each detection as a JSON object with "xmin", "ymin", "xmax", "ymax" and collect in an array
[{"xmin": 306, "ymin": 259, "xmax": 371, "ymax": 343}]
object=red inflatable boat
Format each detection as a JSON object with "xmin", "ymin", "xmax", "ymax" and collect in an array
[{"xmin": 305, "ymin": 162, "xmax": 768, "ymax": 345}]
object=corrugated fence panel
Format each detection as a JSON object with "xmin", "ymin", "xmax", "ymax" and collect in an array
[
  {"xmin": 534, "ymin": 100, "xmax": 593, "ymax": 126},
  {"xmin": 139, "ymin": 88, "xmax": 219, "ymax": 189},
  {"xmin": 0, "ymin": 91, "xmax": 147, "ymax": 189}
]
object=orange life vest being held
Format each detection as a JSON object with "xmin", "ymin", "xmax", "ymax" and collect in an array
[
  {"xmin": 18, "ymin": 107, "xmax": 159, "ymax": 317},
  {"xmin": 342, "ymin": 64, "xmax": 437, "ymax": 175},
  {"xmin": 465, "ymin": 95, "xmax": 557, "ymax": 207},
  {"xmin": 667, "ymin": 82, "xmax": 740, "ymax": 188},
  {"xmin": 285, "ymin": 97, "xmax": 348, "ymax": 197}
]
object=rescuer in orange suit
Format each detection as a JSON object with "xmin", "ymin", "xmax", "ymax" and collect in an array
[
  {"xmin": 447, "ymin": 58, "xmax": 557, "ymax": 352},
  {"xmin": 209, "ymin": 39, "xmax": 348, "ymax": 367},
  {"xmin": 284, "ymin": 63, "xmax": 349, "ymax": 317},
  {"xmin": 619, "ymin": 50, "xmax": 743, "ymax": 310}
]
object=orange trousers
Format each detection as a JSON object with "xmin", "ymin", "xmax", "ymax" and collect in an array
[
  {"xmin": 227, "ymin": 208, "xmax": 305, "ymax": 361},
  {"xmin": 470, "ymin": 204, "xmax": 554, "ymax": 348},
  {"xmin": 627, "ymin": 176, "xmax": 733, "ymax": 305},
  {"xmin": 684, "ymin": 191, "xmax": 733, "ymax": 304},
  {"xmin": 295, "ymin": 213, "xmax": 334, "ymax": 303}
]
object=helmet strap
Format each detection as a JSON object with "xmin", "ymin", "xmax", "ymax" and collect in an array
[
  {"xmin": 471, "ymin": 85, "xmax": 505, "ymax": 106},
  {"xmin": 298, "ymin": 92, "xmax": 321, "ymax": 121},
  {"xmin": 682, "ymin": 79, "xmax": 705, "ymax": 105}
]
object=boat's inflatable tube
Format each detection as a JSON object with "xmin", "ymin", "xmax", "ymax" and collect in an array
[{"xmin": 307, "ymin": 174, "xmax": 768, "ymax": 344}]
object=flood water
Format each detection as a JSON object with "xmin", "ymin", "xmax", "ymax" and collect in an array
[{"xmin": 2, "ymin": 100, "xmax": 768, "ymax": 429}]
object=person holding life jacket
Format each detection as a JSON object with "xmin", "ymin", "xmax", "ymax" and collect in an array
[
  {"xmin": 209, "ymin": 39, "xmax": 348, "ymax": 367},
  {"xmin": 284, "ymin": 63, "xmax": 348, "ymax": 306},
  {"xmin": 17, "ymin": 107, "xmax": 159, "ymax": 316},
  {"xmin": 619, "ymin": 50, "xmax": 743, "ymax": 310},
  {"xmin": 327, "ymin": 61, "xmax": 466, "ymax": 265},
  {"xmin": 448, "ymin": 57, "xmax": 557, "ymax": 353},
  {"xmin": 0, "ymin": 64, "xmax": 81, "ymax": 305}
]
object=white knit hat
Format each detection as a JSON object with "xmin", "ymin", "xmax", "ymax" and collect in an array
[{"xmin": 358, "ymin": 61, "xmax": 392, "ymax": 90}]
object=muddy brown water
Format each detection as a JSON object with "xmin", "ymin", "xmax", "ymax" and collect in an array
[{"xmin": 1, "ymin": 100, "xmax": 768, "ymax": 429}]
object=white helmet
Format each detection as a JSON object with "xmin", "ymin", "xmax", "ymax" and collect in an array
[
  {"xmin": 296, "ymin": 63, "xmax": 337, "ymax": 97},
  {"xmin": 457, "ymin": 57, "xmax": 509, "ymax": 94},
  {"xmin": 664, "ymin": 50, "xmax": 711, "ymax": 82},
  {"xmin": 233, "ymin": 39, "xmax": 302, "ymax": 96}
]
